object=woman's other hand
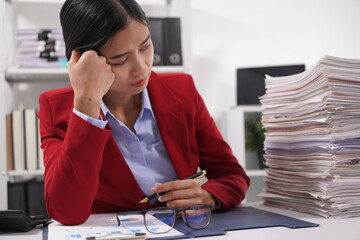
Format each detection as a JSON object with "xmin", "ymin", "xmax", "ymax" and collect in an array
[{"xmin": 151, "ymin": 180, "xmax": 217, "ymax": 210}]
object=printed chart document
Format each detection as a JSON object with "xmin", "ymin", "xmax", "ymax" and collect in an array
[{"xmin": 48, "ymin": 213, "xmax": 184, "ymax": 240}]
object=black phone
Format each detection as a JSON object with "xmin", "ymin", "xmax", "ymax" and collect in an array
[{"xmin": 0, "ymin": 210, "xmax": 51, "ymax": 232}]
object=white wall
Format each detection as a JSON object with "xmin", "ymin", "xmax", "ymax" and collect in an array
[
  {"xmin": 0, "ymin": 0, "xmax": 7, "ymax": 210},
  {"xmin": 189, "ymin": 0, "xmax": 360, "ymax": 122}
]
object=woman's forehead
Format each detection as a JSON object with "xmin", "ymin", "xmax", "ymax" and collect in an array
[{"xmin": 100, "ymin": 20, "xmax": 150, "ymax": 56}]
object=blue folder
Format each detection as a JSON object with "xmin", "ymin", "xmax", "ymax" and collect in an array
[
  {"xmin": 151, "ymin": 206, "xmax": 319, "ymax": 239},
  {"xmin": 42, "ymin": 206, "xmax": 319, "ymax": 240}
]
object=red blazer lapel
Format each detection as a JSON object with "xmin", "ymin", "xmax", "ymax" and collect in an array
[
  {"xmin": 147, "ymin": 72, "xmax": 193, "ymax": 180},
  {"xmin": 98, "ymin": 110, "xmax": 151, "ymax": 209}
]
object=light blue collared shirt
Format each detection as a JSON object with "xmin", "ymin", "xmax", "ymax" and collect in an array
[{"xmin": 73, "ymin": 89, "xmax": 177, "ymax": 198}]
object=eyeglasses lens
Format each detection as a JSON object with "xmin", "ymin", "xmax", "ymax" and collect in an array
[
  {"xmin": 183, "ymin": 205, "xmax": 211, "ymax": 229},
  {"xmin": 145, "ymin": 208, "xmax": 176, "ymax": 233}
]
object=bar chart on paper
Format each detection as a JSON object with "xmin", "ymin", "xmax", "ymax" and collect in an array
[{"xmin": 48, "ymin": 213, "xmax": 184, "ymax": 240}]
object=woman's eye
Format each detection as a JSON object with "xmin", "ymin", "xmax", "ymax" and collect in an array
[
  {"xmin": 140, "ymin": 44, "xmax": 151, "ymax": 52},
  {"xmin": 113, "ymin": 58, "xmax": 127, "ymax": 66}
]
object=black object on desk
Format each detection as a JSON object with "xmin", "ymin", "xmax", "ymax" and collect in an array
[
  {"xmin": 151, "ymin": 206, "xmax": 319, "ymax": 239},
  {"xmin": 0, "ymin": 210, "xmax": 51, "ymax": 232}
]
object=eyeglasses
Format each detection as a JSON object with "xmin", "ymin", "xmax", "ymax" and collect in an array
[{"xmin": 116, "ymin": 204, "xmax": 212, "ymax": 234}]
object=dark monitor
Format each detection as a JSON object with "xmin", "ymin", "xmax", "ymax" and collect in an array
[{"xmin": 237, "ymin": 64, "xmax": 306, "ymax": 105}]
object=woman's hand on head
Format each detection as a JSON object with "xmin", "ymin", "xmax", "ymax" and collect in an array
[
  {"xmin": 68, "ymin": 50, "xmax": 115, "ymax": 118},
  {"xmin": 151, "ymin": 179, "xmax": 216, "ymax": 210}
]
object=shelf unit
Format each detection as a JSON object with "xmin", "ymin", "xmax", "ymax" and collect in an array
[
  {"xmin": 4, "ymin": 0, "xmax": 191, "ymax": 82},
  {"xmin": 0, "ymin": 0, "xmax": 191, "ymax": 210},
  {"xmin": 5, "ymin": 66, "xmax": 189, "ymax": 82},
  {"xmin": 6, "ymin": 170, "xmax": 44, "ymax": 184},
  {"xmin": 0, "ymin": 0, "xmax": 9, "ymax": 211},
  {"xmin": 220, "ymin": 105, "xmax": 265, "ymax": 202}
]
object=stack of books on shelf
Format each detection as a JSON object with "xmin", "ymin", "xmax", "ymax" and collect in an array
[
  {"xmin": 15, "ymin": 28, "xmax": 67, "ymax": 68},
  {"xmin": 6, "ymin": 109, "xmax": 47, "ymax": 215},
  {"xmin": 259, "ymin": 55, "xmax": 360, "ymax": 218},
  {"xmin": 6, "ymin": 108, "xmax": 44, "ymax": 172}
]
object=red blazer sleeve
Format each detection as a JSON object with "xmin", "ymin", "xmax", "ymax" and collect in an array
[
  {"xmin": 38, "ymin": 89, "xmax": 112, "ymax": 225},
  {"xmin": 189, "ymin": 76, "xmax": 250, "ymax": 209}
]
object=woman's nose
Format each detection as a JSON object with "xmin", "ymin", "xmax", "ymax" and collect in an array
[{"xmin": 132, "ymin": 55, "xmax": 147, "ymax": 76}]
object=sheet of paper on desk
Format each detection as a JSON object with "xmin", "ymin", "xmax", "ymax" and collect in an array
[{"xmin": 48, "ymin": 213, "xmax": 183, "ymax": 240}]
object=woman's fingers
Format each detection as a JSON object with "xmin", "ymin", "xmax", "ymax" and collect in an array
[
  {"xmin": 152, "ymin": 179, "xmax": 216, "ymax": 209},
  {"xmin": 68, "ymin": 50, "xmax": 81, "ymax": 64}
]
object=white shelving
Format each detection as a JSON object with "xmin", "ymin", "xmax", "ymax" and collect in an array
[
  {"xmin": 220, "ymin": 105, "xmax": 265, "ymax": 202},
  {"xmin": 0, "ymin": 0, "xmax": 10, "ymax": 210},
  {"xmin": 220, "ymin": 105, "xmax": 263, "ymax": 170},
  {"xmin": 5, "ymin": 66, "xmax": 189, "ymax": 82},
  {"xmin": 0, "ymin": 0, "xmax": 192, "ymax": 210},
  {"xmin": 6, "ymin": 170, "xmax": 44, "ymax": 183},
  {"xmin": 5, "ymin": 67, "xmax": 69, "ymax": 82},
  {"xmin": 4, "ymin": 0, "xmax": 191, "ymax": 82}
]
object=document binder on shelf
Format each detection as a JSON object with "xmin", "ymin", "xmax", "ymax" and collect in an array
[
  {"xmin": 27, "ymin": 180, "xmax": 47, "ymax": 216},
  {"xmin": 24, "ymin": 108, "xmax": 38, "ymax": 171},
  {"xmin": 6, "ymin": 113, "xmax": 14, "ymax": 171},
  {"xmin": 163, "ymin": 17, "xmax": 183, "ymax": 66},
  {"xmin": 148, "ymin": 17, "xmax": 183, "ymax": 67},
  {"xmin": 148, "ymin": 18, "xmax": 165, "ymax": 66},
  {"xmin": 12, "ymin": 109, "xmax": 26, "ymax": 171},
  {"xmin": 8, "ymin": 182, "xmax": 27, "ymax": 213}
]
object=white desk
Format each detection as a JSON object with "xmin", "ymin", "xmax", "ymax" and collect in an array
[
  {"xmin": 1, "ymin": 202, "xmax": 359, "ymax": 240},
  {"xmin": 196, "ymin": 203, "xmax": 360, "ymax": 240}
]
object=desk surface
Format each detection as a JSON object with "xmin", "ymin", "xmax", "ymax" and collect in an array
[{"xmin": 1, "ymin": 202, "xmax": 359, "ymax": 240}]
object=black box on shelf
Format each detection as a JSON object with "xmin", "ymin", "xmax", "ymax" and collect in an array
[
  {"xmin": 26, "ymin": 180, "xmax": 47, "ymax": 216},
  {"xmin": 237, "ymin": 64, "xmax": 306, "ymax": 105},
  {"xmin": 8, "ymin": 181, "xmax": 27, "ymax": 213},
  {"xmin": 7, "ymin": 179, "xmax": 47, "ymax": 216}
]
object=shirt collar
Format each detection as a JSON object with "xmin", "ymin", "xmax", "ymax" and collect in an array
[
  {"xmin": 101, "ymin": 88, "xmax": 155, "ymax": 119},
  {"xmin": 142, "ymin": 88, "xmax": 154, "ymax": 115}
]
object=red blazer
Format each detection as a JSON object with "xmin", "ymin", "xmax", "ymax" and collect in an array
[{"xmin": 38, "ymin": 72, "xmax": 250, "ymax": 225}]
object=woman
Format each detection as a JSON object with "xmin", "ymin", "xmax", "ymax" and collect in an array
[{"xmin": 38, "ymin": 0, "xmax": 250, "ymax": 225}]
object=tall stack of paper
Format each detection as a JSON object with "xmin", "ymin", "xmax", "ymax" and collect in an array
[
  {"xmin": 259, "ymin": 56, "xmax": 360, "ymax": 218},
  {"xmin": 15, "ymin": 28, "xmax": 67, "ymax": 68}
]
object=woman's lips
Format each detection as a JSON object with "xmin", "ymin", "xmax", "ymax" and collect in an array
[{"xmin": 133, "ymin": 79, "xmax": 147, "ymax": 87}]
